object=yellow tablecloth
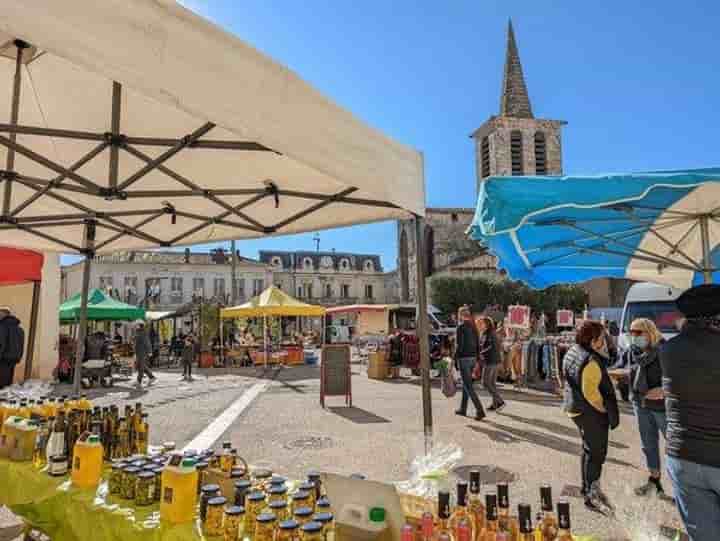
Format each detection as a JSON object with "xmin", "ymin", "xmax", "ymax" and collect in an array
[{"xmin": 0, "ymin": 460, "xmax": 202, "ymax": 541}]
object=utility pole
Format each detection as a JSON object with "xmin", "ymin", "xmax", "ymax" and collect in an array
[
  {"xmin": 313, "ymin": 232, "xmax": 320, "ymax": 252},
  {"xmin": 230, "ymin": 240, "xmax": 238, "ymax": 305}
]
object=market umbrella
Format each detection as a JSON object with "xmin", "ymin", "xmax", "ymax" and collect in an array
[
  {"xmin": 468, "ymin": 168, "xmax": 720, "ymax": 290},
  {"xmin": 0, "ymin": 1, "xmax": 432, "ymax": 443},
  {"xmin": 59, "ymin": 288, "xmax": 145, "ymax": 323}
]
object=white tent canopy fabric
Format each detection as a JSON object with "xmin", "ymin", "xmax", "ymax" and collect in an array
[{"xmin": 0, "ymin": 0, "xmax": 424, "ymax": 254}]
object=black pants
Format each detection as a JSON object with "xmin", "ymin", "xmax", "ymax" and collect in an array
[
  {"xmin": 183, "ymin": 359, "xmax": 192, "ymax": 378},
  {"xmin": 572, "ymin": 410, "xmax": 609, "ymax": 494},
  {"xmin": 458, "ymin": 357, "xmax": 484, "ymax": 415},
  {"xmin": 0, "ymin": 362, "xmax": 15, "ymax": 388}
]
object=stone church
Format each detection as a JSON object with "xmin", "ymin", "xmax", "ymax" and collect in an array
[{"xmin": 398, "ymin": 21, "xmax": 628, "ymax": 307}]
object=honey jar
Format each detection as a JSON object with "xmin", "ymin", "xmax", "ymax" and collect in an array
[
  {"xmin": 200, "ymin": 484, "xmax": 221, "ymax": 522},
  {"xmin": 122, "ymin": 466, "xmax": 140, "ymax": 500},
  {"xmin": 234, "ymin": 479, "xmax": 252, "ymax": 507},
  {"xmin": 291, "ymin": 491, "xmax": 312, "ymax": 514},
  {"xmin": 224, "ymin": 505, "xmax": 245, "ymax": 541},
  {"xmin": 270, "ymin": 500, "xmax": 290, "ymax": 522},
  {"xmin": 301, "ymin": 521, "xmax": 323, "ymax": 541},
  {"xmin": 255, "ymin": 513, "xmax": 277, "ymax": 541},
  {"xmin": 135, "ymin": 471, "xmax": 156, "ymax": 506},
  {"xmin": 312, "ymin": 512, "xmax": 334, "ymax": 541},
  {"xmin": 278, "ymin": 519, "xmax": 300, "ymax": 541},
  {"xmin": 268, "ymin": 484, "xmax": 288, "ymax": 504},
  {"xmin": 297, "ymin": 483, "xmax": 316, "ymax": 509},
  {"xmin": 294, "ymin": 507, "xmax": 314, "ymax": 526},
  {"xmin": 204, "ymin": 496, "xmax": 227, "ymax": 537}
]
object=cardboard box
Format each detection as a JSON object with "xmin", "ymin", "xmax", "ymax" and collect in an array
[{"xmin": 368, "ymin": 352, "xmax": 388, "ymax": 380}]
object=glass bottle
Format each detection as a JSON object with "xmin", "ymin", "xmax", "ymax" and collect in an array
[
  {"xmin": 535, "ymin": 485, "xmax": 558, "ymax": 541},
  {"xmin": 18, "ymin": 400, "xmax": 30, "ymax": 419},
  {"xmin": 449, "ymin": 482, "xmax": 476, "ymax": 541},
  {"xmin": 402, "ymin": 523, "xmax": 416, "ymax": 541},
  {"xmin": 478, "ymin": 494, "xmax": 498, "ymax": 541},
  {"xmin": 467, "ymin": 470, "xmax": 485, "ymax": 537},
  {"xmin": 136, "ymin": 413, "xmax": 149, "ymax": 455},
  {"xmin": 255, "ymin": 512, "xmax": 278, "ymax": 541},
  {"xmin": 46, "ymin": 410, "xmax": 67, "ymax": 458},
  {"xmin": 435, "ymin": 490, "xmax": 454, "ymax": 541},
  {"xmin": 117, "ymin": 416, "xmax": 130, "ymax": 458},
  {"xmin": 496, "ymin": 484, "xmax": 516, "ymax": 539},
  {"xmin": 33, "ymin": 416, "xmax": 52, "ymax": 469},
  {"xmin": 516, "ymin": 504, "xmax": 534, "ymax": 541},
  {"xmin": 421, "ymin": 512, "xmax": 434, "ymax": 541},
  {"xmin": 556, "ymin": 502, "xmax": 573, "ymax": 541}
]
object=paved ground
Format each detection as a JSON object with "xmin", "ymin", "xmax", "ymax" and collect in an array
[{"xmin": 222, "ymin": 365, "xmax": 684, "ymax": 541}]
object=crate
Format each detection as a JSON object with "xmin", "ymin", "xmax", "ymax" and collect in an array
[
  {"xmin": 399, "ymin": 492, "xmax": 432, "ymax": 528},
  {"xmin": 367, "ymin": 351, "xmax": 388, "ymax": 380}
]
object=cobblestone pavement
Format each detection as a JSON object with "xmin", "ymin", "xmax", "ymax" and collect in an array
[
  {"xmin": 50, "ymin": 367, "xmax": 270, "ymax": 448},
  {"xmin": 223, "ymin": 365, "xmax": 685, "ymax": 541}
]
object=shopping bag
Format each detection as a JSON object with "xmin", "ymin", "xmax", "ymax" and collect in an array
[{"xmin": 440, "ymin": 360, "xmax": 457, "ymax": 398}]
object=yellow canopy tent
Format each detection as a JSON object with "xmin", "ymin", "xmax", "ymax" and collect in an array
[{"xmin": 221, "ymin": 286, "xmax": 326, "ymax": 318}]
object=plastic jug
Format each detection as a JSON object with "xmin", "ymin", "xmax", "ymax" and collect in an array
[
  {"xmin": 160, "ymin": 456, "xmax": 199, "ymax": 524},
  {"xmin": 9, "ymin": 418, "xmax": 37, "ymax": 462},
  {"xmin": 71, "ymin": 433, "xmax": 104, "ymax": 488},
  {"xmin": 0, "ymin": 415, "xmax": 23, "ymax": 458}
]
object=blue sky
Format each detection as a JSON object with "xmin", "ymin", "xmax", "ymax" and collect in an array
[{"xmin": 63, "ymin": 0, "xmax": 720, "ymax": 269}]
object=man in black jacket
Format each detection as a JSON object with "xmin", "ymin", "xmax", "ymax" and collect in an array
[
  {"xmin": 454, "ymin": 306, "xmax": 485, "ymax": 421},
  {"xmin": 0, "ymin": 306, "xmax": 25, "ymax": 388},
  {"xmin": 661, "ymin": 284, "xmax": 720, "ymax": 541}
]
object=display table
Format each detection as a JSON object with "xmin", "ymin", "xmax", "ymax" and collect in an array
[{"xmin": 0, "ymin": 460, "xmax": 198, "ymax": 541}]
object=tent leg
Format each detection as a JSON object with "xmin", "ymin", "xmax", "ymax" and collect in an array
[
  {"xmin": 23, "ymin": 281, "xmax": 41, "ymax": 381},
  {"xmin": 413, "ymin": 214, "xmax": 433, "ymax": 452},
  {"xmin": 700, "ymin": 215, "xmax": 713, "ymax": 284},
  {"xmin": 2, "ymin": 41, "xmax": 25, "ymax": 217},
  {"xmin": 263, "ymin": 316, "xmax": 268, "ymax": 368},
  {"xmin": 73, "ymin": 221, "xmax": 96, "ymax": 393}
]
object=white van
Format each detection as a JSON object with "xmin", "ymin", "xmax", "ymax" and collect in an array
[{"xmin": 618, "ymin": 282, "xmax": 685, "ymax": 353}]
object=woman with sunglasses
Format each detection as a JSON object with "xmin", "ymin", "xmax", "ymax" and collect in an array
[{"xmin": 625, "ymin": 318, "xmax": 667, "ymax": 497}]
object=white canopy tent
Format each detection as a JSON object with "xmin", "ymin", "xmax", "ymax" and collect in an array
[{"xmin": 0, "ymin": 1, "xmax": 433, "ymax": 442}]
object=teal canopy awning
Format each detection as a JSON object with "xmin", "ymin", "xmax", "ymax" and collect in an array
[{"xmin": 59, "ymin": 289, "xmax": 145, "ymax": 323}]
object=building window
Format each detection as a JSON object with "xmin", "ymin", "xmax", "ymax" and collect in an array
[
  {"xmin": 234, "ymin": 278, "xmax": 245, "ymax": 301},
  {"xmin": 510, "ymin": 130, "xmax": 523, "ymax": 176},
  {"xmin": 170, "ymin": 277, "xmax": 183, "ymax": 300},
  {"xmin": 480, "ymin": 136, "xmax": 490, "ymax": 178},
  {"xmin": 325, "ymin": 284, "xmax": 333, "ymax": 298},
  {"xmin": 339, "ymin": 258, "xmax": 350, "ymax": 271},
  {"xmin": 252, "ymin": 279, "xmax": 264, "ymax": 296},
  {"xmin": 271, "ymin": 256, "xmax": 283, "ymax": 268},
  {"xmin": 365, "ymin": 284, "xmax": 374, "ymax": 299},
  {"xmin": 305, "ymin": 283, "xmax": 313, "ymax": 299},
  {"xmin": 192, "ymin": 277, "xmax": 205, "ymax": 299},
  {"xmin": 303, "ymin": 257, "xmax": 313, "ymax": 270},
  {"xmin": 451, "ymin": 213, "xmax": 458, "ymax": 222},
  {"xmin": 213, "ymin": 278, "xmax": 226, "ymax": 299},
  {"xmin": 297, "ymin": 286, "xmax": 304, "ymax": 298},
  {"xmin": 364, "ymin": 260, "xmax": 374, "ymax": 272},
  {"xmin": 534, "ymin": 132, "xmax": 547, "ymax": 175},
  {"xmin": 341, "ymin": 284, "xmax": 350, "ymax": 298},
  {"xmin": 124, "ymin": 276, "xmax": 138, "ymax": 304}
]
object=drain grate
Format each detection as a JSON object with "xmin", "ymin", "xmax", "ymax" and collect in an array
[{"xmin": 284, "ymin": 436, "xmax": 334, "ymax": 450}]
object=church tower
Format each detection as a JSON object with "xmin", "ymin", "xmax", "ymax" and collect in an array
[{"xmin": 472, "ymin": 20, "xmax": 566, "ymax": 195}]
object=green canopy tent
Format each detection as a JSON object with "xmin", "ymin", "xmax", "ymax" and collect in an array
[{"xmin": 59, "ymin": 289, "xmax": 145, "ymax": 323}]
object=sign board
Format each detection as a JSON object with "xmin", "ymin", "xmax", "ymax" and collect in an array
[
  {"xmin": 507, "ymin": 305, "xmax": 531, "ymax": 329},
  {"xmin": 321, "ymin": 344, "xmax": 352, "ymax": 407},
  {"xmin": 556, "ymin": 309, "xmax": 574, "ymax": 328}
]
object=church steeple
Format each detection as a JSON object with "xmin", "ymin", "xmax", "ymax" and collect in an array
[{"xmin": 500, "ymin": 19, "xmax": 533, "ymax": 119}]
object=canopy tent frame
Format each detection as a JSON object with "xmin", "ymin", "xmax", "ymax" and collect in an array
[{"xmin": 0, "ymin": 18, "xmax": 432, "ymax": 447}]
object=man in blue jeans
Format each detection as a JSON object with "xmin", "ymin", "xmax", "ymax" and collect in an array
[
  {"xmin": 454, "ymin": 306, "xmax": 485, "ymax": 421},
  {"xmin": 660, "ymin": 285, "xmax": 720, "ymax": 540}
]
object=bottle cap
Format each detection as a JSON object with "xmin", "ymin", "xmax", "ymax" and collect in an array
[
  {"xmin": 313, "ymin": 512, "xmax": 333, "ymax": 523},
  {"xmin": 279, "ymin": 519, "xmax": 299, "ymax": 530},
  {"xmin": 222, "ymin": 441, "xmax": 232, "ymax": 449},
  {"xmin": 201, "ymin": 484, "xmax": 221, "ymax": 494},
  {"xmin": 518, "ymin": 503, "xmax": 533, "ymax": 533},
  {"xmin": 369, "ymin": 507, "xmax": 386, "ymax": 523},
  {"xmin": 438, "ymin": 491, "xmax": 451, "ymax": 519},
  {"xmin": 138, "ymin": 471, "xmax": 155, "ymax": 480},
  {"xmin": 180, "ymin": 458, "xmax": 197, "ymax": 469},
  {"xmin": 469, "ymin": 470, "xmax": 481, "ymax": 494},
  {"xmin": 497, "ymin": 483, "xmax": 509, "ymax": 509},
  {"xmin": 271, "ymin": 475, "xmax": 287, "ymax": 485},
  {"xmin": 457, "ymin": 481, "xmax": 468, "ymax": 506},
  {"xmin": 253, "ymin": 468, "xmax": 272, "ymax": 479},
  {"xmin": 234, "ymin": 479, "xmax": 252, "ymax": 490},
  {"xmin": 88, "ymin": 435, "xmax": 100, "ymax": 444},
  {"xmin": 225, "ymin": 506, "xmax": 245, "ymax": 516},
  {"xmin": 292, "ymin": 490, "xmax": 310, "ymax": 500},
  {"xmin": 208, "ymin": 496, "xmax": 227, "ymax": 506},
  {"xmin": 248, "ymin": 491, "xmax": 266, "ymax": 502},
  {"xmin": 269, "ymin": 500, "xmax": 288, "ymax": 510},
  {"xmin": 540, "ymin": 485, "xmax": 553, "ymax": 511},
  {"xmin": 269, "ymin": 485, "xmax": 288, "ymax": 495},
  {"xmin": 557, "ymin": 501, "xmax": 571, "ymax": 530},
  {"xmin": 301, "ymin": 521, "xmax": 322, "ymax": 533},
  {"xmin": 485, "ymin": 494, "xmax": 498, "ymax": 521},
  {"xmin": 316, "ymin": 498, "xmax": 331, "ymax": 508},
  {"xmin": 256, "ymin": 512, "xmax": 277, "ymax": 523},
  {"xmin": 294, "ymin": 507, "xmax": 313, "ymax": 517}
]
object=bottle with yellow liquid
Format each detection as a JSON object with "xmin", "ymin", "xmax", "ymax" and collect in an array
[
  {"xmin": 44, "ymin": 397, "xmax": 56, "ymax": 419},
  {"xmin": 31, "ymin": 399, "xmax": 45, "ymax": 421},
  {"xmin": 71, "ymin": 433, "xmax": 104, "ymax": 488},
  {"xmin": 33, "ymin": 417, "xmax": 52, "ymax": 469},
  {"xmin": 516, "ymin": 504, "xmax": 534, "ymax": 541},
  {"xmin": 77, "ymin": 394, "xmax": 93, "ymax": 430},
  {"xmin": 496, "ymin": 484, "xmax": 517, "ymax": 540},
  {"xmin": 534, "ymin": 485, "xmax": 558, "ymax": 541},
  {"xmin": 477, "ymin": 495, "xmax": 499, "ymax": 541},
  {"xmin": 18, "ymin": 400, "xmax": 30, "ymax": 419},
  {"xmin": 468, "ymin": 470, "xmax": 486, "ymax": 536},
  {"xmin": 1, "ymin": 401, "xmax": 17, "ymax": 435},
  {"xmin": 555, "ymin": 502, "xmax": 573, "ymax": 541},
  {"xmin": 449, "ymin": 482, "xmax": 476, "ymax": 541},
  {"xmin": 135, "ymin": 413, "xmax": 149, "ymax": 455},
  {"xmin": 160, "ymin": 456, "xmax": 199, "ymax": 524}
]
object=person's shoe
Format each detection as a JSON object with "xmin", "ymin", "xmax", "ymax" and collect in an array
[
  {"xmin": 148, "ymin": 376, "xmax": 157, "ymax": 385},
  {"xmin": 583, "ymin": 496, "xmax": 606, "ymax": 514},
  {"xmin": 455, "ymin": 410, "xmax": 467, "ymax": 417},
  {"xmin": 634, "ymin": 476, "xmax": 662, "ymax": 497},
  {"xmin": 487, "ymin": 404, "xmax": 498, "ymax": 412},
  {"xmin": 495, "ymin": 401, "xmax": 506, "ymax": 412},
  {"xmin": 474, "ymin": 412, "xmax": 486, "ymax": 421},
  {"xmin": 590, "ymin": 481, "xmax": 615, "ymax": 511}
]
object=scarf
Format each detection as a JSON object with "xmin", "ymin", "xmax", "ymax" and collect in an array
[{"xmin": 630, "ymin": 346, "xmax": 658, "ymax": 398}]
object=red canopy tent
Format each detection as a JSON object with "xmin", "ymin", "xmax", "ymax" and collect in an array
[{"xmin": 0, "ymin": 247, "xmax": 43, "ymax": 381}]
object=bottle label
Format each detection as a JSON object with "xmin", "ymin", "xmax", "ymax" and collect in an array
[
  {"xmin": 164, "ymin": 487, "xmax": 174, "ymax": 504},
  {"xmin": 74, "ymin": 457, "xmax": 80, "ymax": 470}
]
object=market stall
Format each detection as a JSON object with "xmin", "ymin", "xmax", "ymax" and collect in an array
[{"xmin": 221, "ymin": 286, "xmax": 326, "ymax": 367}]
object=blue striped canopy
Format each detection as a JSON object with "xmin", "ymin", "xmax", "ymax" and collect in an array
[{"xmin": 468, "ymin": 168, "xmax": 720, "ymax": 290}]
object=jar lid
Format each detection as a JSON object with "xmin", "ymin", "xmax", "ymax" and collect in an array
[
  {"xmin": 201, "ymin": 484, "xmax": 221, "ymax": 494},
  {"xmin": 269, "ymin": 486, "xmax": 288, "ymax": 495},
  {"xmin": 196, "ymin": 461, "xmax": 209, "ymax": 470},
  {"xmin": 152, "ymin": 467, "xmax": 164, "ymax": 474},
  {"xmin": 234, "ymin": 480, "xmax": 252, "ymax": 490},
  {"xmin": 294, "ymin": 507, "xmax": 313, "ymax": 517},
  {"xmin": 313, "ymin": 513, "xmax": 333, "ymax": 523},
  {"xmin": 298, "ymin": 482, "xmax": 315, "ymax": 491},
  {"xmin": 123, "ymin": 466, "xmax": 141, "ymax": 474},
  {"xmin": 230, "ymin": 468, "xmax": 245, "ymax": 478},
  {"xmin": 138, "ymin": 471, "xmax": 155, "ymax": 479},
  {"xmin": 131, "ymin": 460, "xmax": 147, "ymax": 468},
  {"xmin": 316, "ymin": 498, "xmax": 331, "ymax": 508},
  {"xmin": 247, "ymin": 491, "xmax": 266, "ymax": 502},
  {"xmin": 269, "ymin": 500, "xmax": 288, "ymax": 509},
  {"xmin": 180, "ymin": 458, "xmax": 197, "ymax": 468},
  {"xmin": 301, "ymin": 522, "xmax": 323, "ymax": 533},
  {"xmin": 369, "ymin": 507, "xmax": 386, "ymax": 523},
  {"xmin": 279, "ymin": 519, "xmax": 300, "ymax": 530},
  {"xmin": 292, "ymin": 491, "xmax": 310, "ymax": 500},
  {"xmin": 208, "ymin": 496, "xmax": 227, "ymax": 506},
  {"xmin": 253, "ymin": 468, "xmax": 272, "ymax": 479},
  {"xmin": 50, "ymin": 455, "xmax": 67, "ymax": 463},
  {"xmin": 111, "ymin": 462, "xmax": 126, "ymax": 470},
  {"xmin": 256, "ymin": 513, "xmax": 277, "ymax": 523},
  {"xmin": 142, "ymin": 465, "xmax": 156, "ymax": 472},
  {"xmin": 225, "ymin": 506, "xmax": 245, "ymax": 516},
  {"xmin": 307, "ymin": 471, "xmax": 320, "ymax": 481},
  {"xmin": 88, "ymin": 435, "xmax": 100, "ymax": 444},
  {"xmin": 184, "ymin": 449, "xmax": 198, "ymax": 457},
  {"xmin": 270, "ymin": 475, "xmax": 287, "ymax": 485}
]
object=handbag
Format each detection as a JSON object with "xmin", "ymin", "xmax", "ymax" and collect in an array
[{"xmin": 441, "ymin": 359, "xmax": 457, "ymax": 398}]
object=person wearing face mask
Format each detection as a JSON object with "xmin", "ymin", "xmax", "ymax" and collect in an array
[
  {"xmin": 563, "ymin": 320, "xmax": 620, "ymax": 513},
  {"xmin": 624, "ymin": 318, "xmax": 667, "ymax": 497}
]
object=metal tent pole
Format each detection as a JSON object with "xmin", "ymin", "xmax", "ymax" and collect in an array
[
  {"xmin": 413, "ymin": 214, "xmax": 433, "ymax": 452},
  {"xmin": 263, "ymin": 315, "xmax": 268, "ymax": 368},
  {"xmin": 2, "ymin": 40, "xmax": 26, "ymax": 217},
  {"xmin": 23, "ymin": 280, "xmax": 41, "ymax": 381},
  {"xmin": 700, "ymin": 215, "xmax": 713, "ymax": 284},
  {"xmin": 230, "ymin": 240, "xmax": 238, "ymax": 305},
  {"xmin": 73, "ymin": 220, "xmax": 96, "ymax": 393}
]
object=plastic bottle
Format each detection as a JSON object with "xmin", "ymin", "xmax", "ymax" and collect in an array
[
  {"xmin": 31, "ymin": 400, "xmax": 45, "ymax": 420},
  {"xmin": 71, "ymin": 433, "xmax": 104, "ymax": 488},
  {"xmin": 160, "ymin": 456, "xmax": 199, "ymax": 524},
  {"xmin": 10, "ymin": 418, "xmax": 37, "ymax": 461},
  {"xmin": 18, "ymin": 400, "xmax": 30, "ymax": 419},
  {"xmin": 0, "ymin": 397, "xmax": 6, "ymax": 429}
]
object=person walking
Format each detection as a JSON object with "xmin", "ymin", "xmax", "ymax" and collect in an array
[
  {"xmin": 478, "ymin": 316, "xmax": 505, "ymax": 411},
  {"xmin": 624, "ymin": 318, "xmax": 668, "ymax": 497},
  {"xmin": 454, "ymin": 306, "xmax": 485, "ymax": 421},
  {"xmin": 134, "ymin": 322, "xmax": 156, "ymax": 386},
  {"xmin": 660, "ymin": 284, "xmax": 720, "ymax": 540},
  {"xmin": 181, "ymin": 334, "xmax": 195, "ymax": 381},
  {"xmin": 0, "ymin": 307, "xmax": 24, "ymax": 388},
  {"xmin": 563, "ymin": 320, "xmax": 619, "ymax": 512}
]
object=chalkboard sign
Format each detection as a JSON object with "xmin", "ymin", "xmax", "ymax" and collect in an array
[{"xmin": 321, "ymin": 344, "xmax": 352, "ymax": 407}]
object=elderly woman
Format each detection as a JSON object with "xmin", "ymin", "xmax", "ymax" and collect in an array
[
  {"xmin": 623, "ymin": 318, "xmax": 667, "ymax": 497},
  {"xmin": 563, "ymin": 320, "xmax": 620, "ymax": 512}
]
